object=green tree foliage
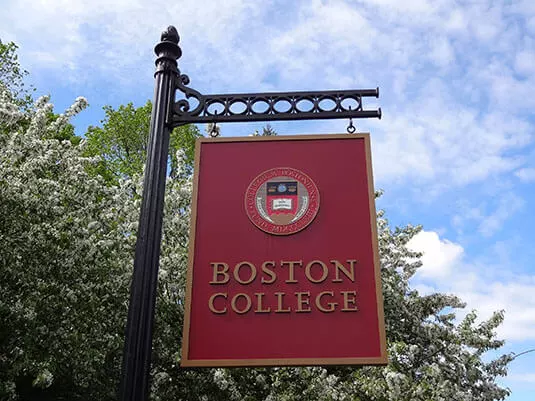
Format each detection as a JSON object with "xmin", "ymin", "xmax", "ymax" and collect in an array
[
  {"xmin": 262, "ymin": 124, "xmax": 277, "ymax": 136},
  {"xmin": 0, "ymin": 40, "xmax": 33, "ymax": 108},
  {"xmin": 0, "ymin": 41, "xmax": 77, "ymax": 143},
  {"xmin": 250, "ymin": 124, "xmax": 278, "ymax": 137},
  {"xmin": 84, "ymin": 102, "xmax": 201, "ymax": 184}
]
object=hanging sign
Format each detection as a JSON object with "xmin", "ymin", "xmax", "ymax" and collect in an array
[{"xmin": 181, "ymin": 134, "xmax": 387, "ymax": 367}]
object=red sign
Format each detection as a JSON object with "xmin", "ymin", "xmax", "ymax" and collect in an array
[{"xmin": 181, "ymin": 134, "xmax": 387, "ymax": 367}]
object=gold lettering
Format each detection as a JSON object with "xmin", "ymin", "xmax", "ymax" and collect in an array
[
  {"xmin": 281, "ymin": 260, "xmax": 302, "ymax": 283},
  {"xmin": 254, "ymin": 293, "xmax": 271, "ymax": 313},
  {"xmin": 233, "ymin": 261, "xmax": 257, "ymax": 285},
  {"xmin": 305, "ymin": 260, "xmax": 328, "ymax": 283},
  {"xmin": 332, "ymin": 260, "xmax": 356, "ymax": 283},
  {"xmin": 261, "ymin": 261, "xmax": 276, "ymax": 284},
  {"xmin": 208, "ymin": 293, "xmax": 227, "ymax": 314},
  {"xmin": 295, "ymin": 291, "xmax": 311, "ymax": 313},
  {"xmin": 275, "ymin": 292, "xmax": 291, "ymax": 313},
  {"xmin": 341, "ymin": 291, "xmax": 358, "ymax": 311},
  {"xmin": 231, "ymin": 293, "xmax": 252, "ymax": 314},
  {"xmin": 209, "ymin": 262, "xmax": 230, "ymax": 284},
  {"xmin": 316, "ymin": 291, "xmax": 337, "ymax": 313}
]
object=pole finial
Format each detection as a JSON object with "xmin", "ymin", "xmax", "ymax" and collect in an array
[
  {"xmin": 154, "ymin": 25, "xmax": 182, "ymax": 73},
  {"xmin": 161, "ymin": 25, "xmax": 180, "ymax": 44}
]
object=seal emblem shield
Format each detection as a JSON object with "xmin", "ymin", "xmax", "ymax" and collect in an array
[{"xmin": 245, "ymin": 167, "xmax": 320, "ymax": 235}]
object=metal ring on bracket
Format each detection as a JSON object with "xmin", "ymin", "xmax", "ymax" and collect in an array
[
  {"xmin": 209, "ymin": 111, "xmax": 220, "ymax": 137},
  {"xmin": 347, "ymin": 120, "xmax": 356, "ymax": 133},
  {"xmin": 209, "ymin": 123, "xmax": 219, "ymax": 137},
  {"xmin": 347, "ymin": 106, "xmax": 356, "ymax": 133}
]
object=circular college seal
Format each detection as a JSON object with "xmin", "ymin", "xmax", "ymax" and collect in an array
[{"xmin": 245, "ymin": 167, "xmax": 320, "ymax": 235}]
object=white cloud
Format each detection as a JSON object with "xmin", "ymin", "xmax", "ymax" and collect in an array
[
  {"xmin": 429, "ymin": 36, "xmax": 455, "ymax": 67},
  {"xmin": 408, "ymin": 230, "xmax": 464, "ymax": 279},
  {"xmin": 509, "ymin": 373, "xmax": 535, "ymax": 383},
  {"xmin": 461, "ymin": 279, "xmax": 535, "ymax": 341},
  {"xmin": 469, "ymin": 4, "xmax": 504, "ymax": 42},
  {"xmin": 444, "ymin": 8, "xmax": 468, "ymax": 33},
  {"xmin": 409, "ymin": 230, "xmax": 535, "ymax": 342},
  {"xmin": 0, "ymin": 0, "xmax": 267, "ymax": 89},
  {"xmin": 371, "ymin": 94, "xmax": 531, "ymax": 188},
  {"xmin": 1, "ymin": 1, "xmax": 533, "ymax": 190},
  {"xmin": 477, "ymin": 193, "xmax": 525, "ymax": 237},
  {"xmin": 515, "ymin": 167, "xmax": 535, "ymax": 182},
  {"xmin": 515, "ymin": 50, "xmax": 535, "ymax": 76}
]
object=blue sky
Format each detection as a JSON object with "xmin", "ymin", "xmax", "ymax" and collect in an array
[{"xmin": 2, "ymin": 0, "xmax": 534, "ymax": 398}]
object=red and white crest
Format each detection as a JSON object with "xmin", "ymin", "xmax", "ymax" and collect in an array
[{"xmin": 245, "ymin": 167, "xmax": 320, "ymax": 235}]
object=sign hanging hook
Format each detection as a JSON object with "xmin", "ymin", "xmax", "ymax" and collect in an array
[
  {"xmin": 347, "ymin": 105, "xmax": 356, "ymax": 134},
  {"xmin": 208, "ymin": 111, "xmax": 221, "ymax": 137}
]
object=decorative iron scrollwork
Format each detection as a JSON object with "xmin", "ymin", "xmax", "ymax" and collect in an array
[
  {"xmin": 174, "ymin": 72, "xmax": 204, "ymax": 117},
  {"xmin": 170, "ymin": 77, "xmax": 381, "ymax": 127}
]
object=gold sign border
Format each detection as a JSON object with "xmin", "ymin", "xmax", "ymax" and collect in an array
[{"xmin": 181, "ymin": 133, "xmax": 388, "ymax": 367}]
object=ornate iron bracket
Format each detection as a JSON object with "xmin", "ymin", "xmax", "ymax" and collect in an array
[{"xmin": 171, "ymin": 74, "xmax": 381, "ymax": 127}]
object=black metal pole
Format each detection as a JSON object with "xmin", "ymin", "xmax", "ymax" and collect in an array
[{"xmin": 119, "ymin": 26, "xmax": 180, "ymax": 401}]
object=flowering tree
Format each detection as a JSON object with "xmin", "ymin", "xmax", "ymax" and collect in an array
[
  {"xmin": 0, "ymin": 92, "xmax": 133, "ymax": 400},
  {"xmin": 0, "ymin": 82, "xmax": 219, "ymax": 400}
]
